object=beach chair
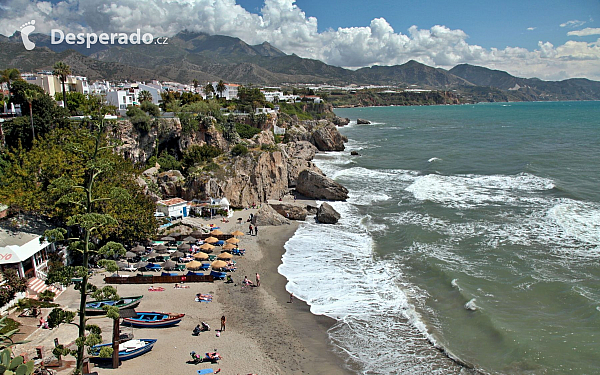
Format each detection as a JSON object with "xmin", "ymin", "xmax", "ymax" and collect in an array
[
  {"xmin": 175, "ymin": 264, "xmax": 186, "ymax": 271},
  {"xmin": 199, "ymin": 263, "xmax": 210, "ymax": 270},
  {"xmin": 210, "ymin": 271, "xmax": 226, "ymax": 280},
  {"xmin": 208, "ymin": 255, "xmax": 217, "ymax": 261}
]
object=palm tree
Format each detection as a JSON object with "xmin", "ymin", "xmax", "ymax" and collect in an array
[
  {"xmin": 22, "ymin": 88, "xmax": 39, "ymax": 140},
  {"xmin": 137, "ymin": 90, "xmax": 153, "ymax": 103},
  {"xmin": 192, "ymin": 79, "xmax": 199, "ymax": 93},
  {"xmin": 216, "ymin": 80, "xmax": 226, "ymax": 99},
  {"xmin": 52, "ymin": 61, "xmax": 71, "ymax": 112},
  {"xmin": 204, "ymin": 83, "xmax": 215, "ymax": 99}
]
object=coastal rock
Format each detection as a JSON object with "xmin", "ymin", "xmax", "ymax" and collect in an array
[
  {"xmin": 270, "ymin": 202, "xmax": 309, "ymax": 221},
  {"xmin": 350, "ymin": 151, "xmax": 360, "ymax": 156},
  {"xmin": 332, "ymin": 116, "xmax": 350, "ymax": 127},
  {"xmin": 316, "ymin": 202, "xmax": 341, "ymax": 224},
  {"xmin": 157, "ymin": 170, "xmax": 185, "ymax": 197},
  {"xmin": 357, "ymin": 118, "xmax": 371, "ymax": 125},
  {"xmin": 251, "ymin": 204, "xmax": 290, "ymax": 226},
  {"xmin": 296, "ymin": 170, "xmax": 349, "ymax": 201},
  {"xmin": 281, "ymin": 141, "xmax": 318, "ymax": 161},
  {"xmin": 311, "ymin": 123, "xmax": 347, "ymax": 151}
]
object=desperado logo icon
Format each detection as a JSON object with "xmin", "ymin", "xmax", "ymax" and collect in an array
[{"xmin": 20, "ymin": 20, "xmax": 36, "ymax": 50}]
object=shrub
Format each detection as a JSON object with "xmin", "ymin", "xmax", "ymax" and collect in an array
[
  {"xmin": 182, "ymin": 144, "xmax": 222, "ymax": 169},
  {"xmin": 235, "ymin": 123, "xmax": 261, "ymax": 139},
  {"xmin": 260, "ymin": 144, "xmax": 279, "ymax": 152},
  {"xmin": 39, "ymin": 290, "xmax": 56, "ymax": 302},
  {"xmin": 231, "ymin": 144, "xmax": 248, "ymax": 156},
  {"xmin": 157, "ymin": 152, "xmax": 181, "ymax": 171},
  {"xmin": 141, "ymin": 101, "xmax": 161, "ymax": 117}
]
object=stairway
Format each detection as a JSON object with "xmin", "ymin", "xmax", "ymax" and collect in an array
[{"xmin": 26, "ymin": 277, "xmax": 62, "ymax": 300}]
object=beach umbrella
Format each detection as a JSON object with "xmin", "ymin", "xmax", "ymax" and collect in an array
[
  {"xmin": 186, "ymin": 260, "xmax": 203, "ymax": 270},
  {"xmin": 161, "ymin": 260, "xmax": 176, "ymax": 270},
  {"xmin": 190, "ymin": 230, "xmax": 204, "ymax": 238},
  {"xmin": 183, "ymin": 236, "xmax": 197, "ymax": 243},
  {"xmin": 116, "ymin": 261, "xmax": 128, "ymax": 270},
  {"xmin": 199, "ymin": 243, "xmax": 215, "ymax": 252},
  {"xmin": 170, "ymin": 251, "xmax": 184, "ymax": 259},
  {"xmin": 222, "ymin": 243, "xmax": 237, "ymax": 251},
  {"xmin": 210, "ymin": 229, "xmax": 224, "ymax": 235},
  {"xmin": 131, "ymin": 245, "xmax": 146, "ymax": 253},
  {"xmin": 226, "ymin": 238, "xmax": 240, "ymax": 244},
  {"xmin": 135, "ymin": 261, "xmax": 149, "ymax": 269},
  {"xmin": 154, "ymin": 244, "xmax": 168, "ymax": 252},
  {"xmin": 205, "ymin": 236, "xmax": 218, "ymax": 244},
  {"xmin": 177, "ymin": 243, "xmax": 190, "ymax": 251},
  {"xmin": 125, "ymin": 251, "xmax": 136, "ymax": 259},
  {"xmin": 211, "ymin": 260, "xmax": 227, "ymax": 269},
  {"xmin": 161, "ymin": 236, "xmax": 176, "ymax": 241},
  {"xmin": 231, "ymin": 230, "xmax": 245, "ymax": 237},
  {"xmin": 217, "ymin": 252, "xmax": 233, "ymax": 260},
  {"xmin": 193, "ymin": 252, "xmax": 209, "ymax": 260},
  {"xmin": 146, "ymin": 251, "xmax": 159, "ymax": 259}
]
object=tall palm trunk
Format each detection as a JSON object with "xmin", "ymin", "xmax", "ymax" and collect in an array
[
  {"xmin": 29, "ymin": 101, "xmax": 35, "ymax": 139},
  {"xmin": 61, "ymin": 79, "xmax": 68, "ymax": 113}
]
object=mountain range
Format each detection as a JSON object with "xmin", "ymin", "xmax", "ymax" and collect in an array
[{"xmin": 1, "ymin": 30, "xmax": 600, "ymax": 101}]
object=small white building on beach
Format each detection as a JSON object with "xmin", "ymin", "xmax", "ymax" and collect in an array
[
  {"xmin": 156, "ymin": 198, "xmax": 190, "ymax": 219},
  {"xmin": 0, "ymin": 227, "xmax": 54, "ymax": 280}
]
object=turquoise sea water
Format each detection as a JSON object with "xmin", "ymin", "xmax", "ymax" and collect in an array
[{"xmin": 279, "ymin": 101, "xmax": 600, "ymax": 374}]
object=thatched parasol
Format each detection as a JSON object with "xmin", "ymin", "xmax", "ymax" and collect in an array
[
  {"xmin": 199, "ymin": 243, "xmax": 215, "ymax": 251},
  {"xmin": 177, "ymin": 243, "xmax": 190, "ymax": 251},
  {"xmin": 161, "ymin": 260, "xmax": 176, "ymax": 270},
  {"xmin": 193, "ymin": 252, "xmax": 209, "ymax": 260},
  {"xmin": 211, "ymin": 260, "xmax": 227, "ymax": 269},
  {"xmin": 170, "ymin": 251, "xmax": 184, "ymax": 259},
  {"xmin": 125, "ymin": 251, "xmax": 136, "ymax": 259},
  {"xmin": 131, "ymin": 245, "xmax": 146, "ymax": 253},
  {"xmin": 190, "ymin": 230, "xmax": 205, "ymax": 238},
  {"xmin": 160, "ymin": 236, "xmax": 176, "ymax": 241},
  {"xmin": 217, "ymin": 252, "xmax": 233, "ymax": 260},
  {"xmin": 146, "ymin": 251, "xmax": 159, "ymax": 259},
  {"xmin": 231, "ymin": 230, "xmax": 245, "ymax": 236},
  {"xmin": 135, "ymin": 261, "xmax": 149, "ymax": 269},
  {"xmin": 204, "ymin": 236, "xmax": 219, "ymax": 244},
  {"xmin": 225, "ymin": 238, "xmax": 240, "ymax": 244},
  {"xmin": 222, "ymin": 243, "xmax": 237, "ymax": 251},
  {"xmin": 210, "ymin": 229, "xmax": 224, "ymax": 235},
  {"xmin": 186, "ymin": 260, "xmax": 203, "ymax": 270},
  {"xmin": 183, "ymin": 236, "xmax": 197, "ymax": 243},
  {"xmin": 154, "ymin": 244, "xmax": 168, "ymax": 252}
]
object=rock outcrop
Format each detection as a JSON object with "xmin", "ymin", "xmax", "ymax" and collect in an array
[
  {"xmin": 317, "ymin": 203, "xmax": 341, "ymax": 224},
  {"xmin": 285, "ymin": 120, "xmax": 347, "ymax": 151},
  {"xmin": 251, "ymin": 204, "xmax": 290, "ymax": 226},
  {"xmin": 270, "ymin": 202, "xmax": 309, "ymax": 221},
  {"xmin": 296, "ymin": 170, "xmax": 349, "ymax": 201},
  {"xmin": 357, "ymin": 118, "xmax": 371, "ymax": 125},
  {"xmin": 332, "ymin": 117, "xmax": 350, "ymax": 126}
]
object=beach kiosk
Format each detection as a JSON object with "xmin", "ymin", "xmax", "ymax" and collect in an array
[{"xmin": 156, "ymin": 198, "xmax": 190, "ymax": 219}]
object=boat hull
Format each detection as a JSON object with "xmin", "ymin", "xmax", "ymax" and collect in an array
[
  {"xmin": 85, "ymin": 296, "xmax": 143, "ymax": 314},
  {"xmin": 90, "ymin": 339, "xmax": 156, "ymax": 361},
  {"xmin": 122, "ymin": 312, "xmax": 185, "ymax": 328}
]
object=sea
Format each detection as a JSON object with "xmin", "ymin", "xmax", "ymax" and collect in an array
[{"xmin": 278, "ymin": 101, "xmax": 600, "ymax": 375}]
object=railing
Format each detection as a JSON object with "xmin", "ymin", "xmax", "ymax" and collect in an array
[{"xmin": 104, "ymin": 274, "xmax": 214, "ymax": 284}]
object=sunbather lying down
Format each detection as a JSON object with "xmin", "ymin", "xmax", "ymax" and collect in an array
[
  {"xmin": 195, "ymin": 293, "xmax": 213, "ymax": 302},
  {"xmin": 206, "ymin": 352, "xmax": 221, "ymax": 361}
]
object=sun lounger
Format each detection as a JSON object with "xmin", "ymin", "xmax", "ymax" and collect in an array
[{"xmin": 210, "ymin": 271, "xmax": 226, "ymax": 280}]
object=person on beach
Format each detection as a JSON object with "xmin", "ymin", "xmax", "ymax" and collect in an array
[
  {"xmin": 289, "ymin": 292, "xmax": 294, "ymax": 303},
  {"xmin": 254, "ymin": 226, "xmax": 258, "ymax": 236},
  {"xmin": 220, "ymin": 315, "xmax": 226, "ymax": 331},
  {"xmin": 249, "ymin": 224, "xmax": 253, "ymax": 234},
  {"xmin": 255, "ymin": 273, "xmax": 260, "ymax": 287},
  {"xmin": 243, "ymin": 275, "xmax": 253, "ymax": 286}
]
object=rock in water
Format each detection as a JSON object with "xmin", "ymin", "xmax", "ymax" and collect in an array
[
  {"xmin": 350, "ymin": 151, "xmax": 360, "ymax": 156},
  {"xmin": 270, "ymin": 203, "xmax": 309, "ymax": 220},
  {"xmin": 357, "ymin": 118, "xmax": 371, "ymax": 124},
  {"xmin": 317, "ymin": 203, "xmax": 341, "ymax": 224},
  {"xmin": 251, "ymin": 205, "xmax": 290, "ymax": 226},
  {"xmin": 296, "ymin": 170, "xmax": 349, "ymax": 201}
]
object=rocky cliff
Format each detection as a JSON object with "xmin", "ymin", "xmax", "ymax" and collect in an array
[{"xmin": 116, "ymin": 115, "xmax": 348, "ymax": 208}]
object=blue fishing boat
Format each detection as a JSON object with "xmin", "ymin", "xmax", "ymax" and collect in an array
[
  {"xmin": 122, "ymin": 311, "xmax": 185, "ymax": 328},
  {"xmin": 89, "ymin": 338, "xmax": 157, "ymax": 361},
  {"xmin": 85, "ymin": 296, "xmax": 143, "ymax": 314}
]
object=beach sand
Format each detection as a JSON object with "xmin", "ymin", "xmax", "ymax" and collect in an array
[{"xmin": 14, "ymin": 207, "xmax": 350, "ymax": 374}]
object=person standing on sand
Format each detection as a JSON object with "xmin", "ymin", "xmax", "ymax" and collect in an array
[
  {"xmin": 249, "ymin": 224, "xmax": 253, "ymax": 235},
  {"xmin": 254, "ymin": 225, "xmax": 258, "ymax": 236},
  {"xmin": 220, "ymin": 315, "xmax": 226, "ymax": 331},
  {"xmin": 255, "ymin": 273, "xmax": 260, "ymax": 287},
  {"xmin": 289, "ymin": 292, "xmax": 294, "ymax": 303}
]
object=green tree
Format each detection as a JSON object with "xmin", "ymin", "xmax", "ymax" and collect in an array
[
  {"xmin": 204, "ymin": 83, "xmax": 215, "ymax": 99},
  {"xmin": 137, "ymin": 90, "xmax": 153, "ymax": 103},
  {"xmin": 216, "ymin": 80, "xmax": 226, "ymax": 99},
  {"xmin": 52, "ymin": 62, "xmax": 71, "ymax": 113},
  {"xmin": 181, "ymin": 144, "xmax": 221, "ymax": 169},
  {"xmin": 0, "ymin": 68, "xmax": 21, "ymax": 94},
  {"xmin": 22, "ymin": 88, "xmax": 40, "ymax": 140},
  {"xmin": 140, "ymin": 101, "xmax": 160, "ymax": 117},
  {"xmin": 40, "ymin": 104, "xmax": 128, "ymax": 374},
  {"xmin": 192, "ymin": 79, "xmax": 199, "ymax": 92}
]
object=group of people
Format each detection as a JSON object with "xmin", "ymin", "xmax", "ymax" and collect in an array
[
  {"xmin": 248, "ymin": 224, "xmax": 259, "ymax": 236},
  {"xmin": 242, "ymin": 273, "xmax": 260, "ymax": 287}
]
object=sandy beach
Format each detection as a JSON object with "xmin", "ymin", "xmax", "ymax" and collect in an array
[{"xmin": 13, "ymin": 205, "xmax": 350, "ymax": 375}]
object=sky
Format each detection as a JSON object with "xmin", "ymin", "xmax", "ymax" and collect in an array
[{"xmin": 0, "ymin": 0, "xmax": 599, "ymax": 81}]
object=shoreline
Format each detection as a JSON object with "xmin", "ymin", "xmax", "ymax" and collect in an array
[{"xmin": 12, "ymin": 208, "xmax": 350, "ymax": 374}]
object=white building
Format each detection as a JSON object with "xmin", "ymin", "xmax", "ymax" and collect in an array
[
  {"xmin": 261, "ymin": 90, "xmax": 300, "ymax": 103},
  {"xmin": 0, "ymin": 227, "xmax": 55, "ymax": 280},
  {"xmin": 106, "ymin": 89, "xmax": 136, "ymax": 111},
  {"xmin": 208, "ymin": 83, "xmax": 239, "ymax": 100},
  {"xmin": 156, "ymin": 198, "xmax": 190, "ymax": 219},
  {"xmin": 23, "ymin": 72, "xmax": 90, "ymax": 97}
]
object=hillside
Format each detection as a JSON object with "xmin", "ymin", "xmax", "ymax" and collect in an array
[{"xmin": 2, "ymin": 31, "xmax": 600, "ymax": 101}]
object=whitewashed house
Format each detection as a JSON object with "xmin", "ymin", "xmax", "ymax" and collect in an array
[{"xmin": 156, "ymin": 198, "xmax": 190, "ymax": 219}]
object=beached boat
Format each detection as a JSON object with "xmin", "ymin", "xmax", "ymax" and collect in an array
[
  {"xmin": 89, "ymin": 338, "xmax": 157, "ymax": 361},
  {"xmin": 122, "ymin": 311, "xmax": 185, "ymax": 328},
  {"xmin": 85, "ymin": 296, "xmax": 143, "ymax": 314}
]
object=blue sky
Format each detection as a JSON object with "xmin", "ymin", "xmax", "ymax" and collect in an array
[{"xmin": 1, "ymin": 0, "xmax": 599, "ymax": 80}]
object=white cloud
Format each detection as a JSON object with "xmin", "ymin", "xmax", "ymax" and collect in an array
[
  {"xmin": 560, "ymin": 20, "xmax": 586, "ymax": 28},
  {"xmin": 527, "ymin": 27, "xmax": 536, "ymax": 31},
  {"xmin": 567, "ymin": 28, "xmax": 600, "ymax": 37},
  {"xmin": 0, "ymin": 0, "xmax": 599, "ymax": 81}
]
